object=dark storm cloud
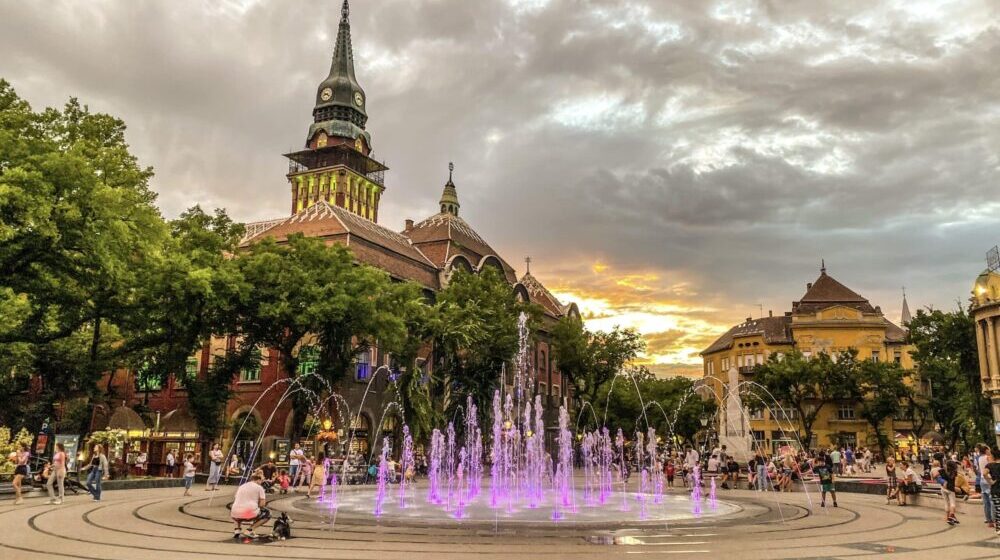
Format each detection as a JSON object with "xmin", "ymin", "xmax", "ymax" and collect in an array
[{"xmin": 2, "ymin": 0, "xmax": 998, "ymax": 367}]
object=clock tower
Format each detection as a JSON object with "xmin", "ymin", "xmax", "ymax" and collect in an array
[{"xmin": 284, "ymin": 0, "xmax": 387, "ymax": 221}]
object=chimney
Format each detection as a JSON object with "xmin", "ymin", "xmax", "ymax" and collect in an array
[
  {"xmin": 807, "ymin": 282, "xmax": 812, "ymax": 290},
  {"xmin": 746, "ymin": 316, "xmax": 752, "ymax": 323},
  {"xmin": 404, "ymin": 219, "xmax": 414, "ymax": 232},
  {"xmin": 769, "ymin": 310, "xmax": 773, "ymax": 317}
]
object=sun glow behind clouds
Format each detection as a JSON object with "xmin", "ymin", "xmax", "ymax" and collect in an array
[{"xmin": 547, "ymin": 261, "xmax": 731, "ymax": 379}]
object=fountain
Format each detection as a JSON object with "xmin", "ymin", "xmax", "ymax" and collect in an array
[{"xmin": 299, "ymin": 312, "xmax": 743, "ymax": 527}]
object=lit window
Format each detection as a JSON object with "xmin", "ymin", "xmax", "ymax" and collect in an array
[
  {"xmin": 355, "ymin": 348, "xmax": 371, "ymax": 382},
  {"xmin": 298, "ymin": 346, "xmax": 319, "ymax": 376}
]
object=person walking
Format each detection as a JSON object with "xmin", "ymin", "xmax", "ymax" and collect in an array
[
  {"xmin": 84, "ymin": 444, "xmax": 109, "ymax": 501},
  {"xmin": 307, "ymin": 452, "xmax": 327, "ymax": 499},
  {"xmin": 940, "ymin": 461, "xmax": 960, "ymax": 525},
  {"xmin": 976, "ymin": 444, "xmax": 993, "ymax": 528},
  {"xmin": 829, "ymin": 447, "xmax": 842, "ymax": 476},
  {"xmin": 815, "ymin": 456, "xmax": 837, "ymax": 507},
  {"xmin": 885, "ymin": 457, "xmax": 900, "ymax": 505},
  {"xmin": 289, "ymin": 443, "xmax": 304, "ymax": 484},
  {"xmin": 165, "ymin": 449, "xmax": 176, "ymax": 478},
  {"xmin": 182, "ymin": 453, "xmax": 196, "ymax": 496},
  {"xmin": 983, "ymin": 450, "xmax": 1000, "ymax": 536},
  {"xmin": 205, "ymin": 443, "xmax": 223, "ymax": 491},
  {"xmin": 46, "ymin": 443, "xmax": 68, "ymax": 504},
  {"xmin": 11, "ymin": 443, "xmax": 30, "ymax": 505}
]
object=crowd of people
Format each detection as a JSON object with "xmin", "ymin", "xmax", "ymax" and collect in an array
[{"xmin": 7, "ymin": 437, "xmax": 1000, "ymax": 538}]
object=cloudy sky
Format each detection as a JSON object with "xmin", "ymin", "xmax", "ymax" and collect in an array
[{"xmin": 3, "ymin": 0, "xmax": 999, "ymax": 376}]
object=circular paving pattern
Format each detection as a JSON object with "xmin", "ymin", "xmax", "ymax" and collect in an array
[{"xmin": 2, "ymin": 484, "xmax": 999, "ymax": 559}]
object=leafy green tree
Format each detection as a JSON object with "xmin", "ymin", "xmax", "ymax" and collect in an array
[
  {"xmin": 748, "ymin": 350, "xmax": 852, "ymax": 447},
  {"xmin": 0, "ymin": 81, "xmax": 172, "ymax": 429},
  {"xmin": 848, "ymin": 358, "xmax": 912, "ymax": 454},
  {"xmin": 419, "ymin": 267, "xmax": 534, "ymax": 430},
  {"xmin": 600, "ymin": 369, "xmax": 716, "ymax": 447},
  {"xmin": 551, "ymin": 316, "xmax": 645, "ymax": 414},
  {"xmin": 907, "ymin": 307, "xmax": 992, "ymax": 449}
]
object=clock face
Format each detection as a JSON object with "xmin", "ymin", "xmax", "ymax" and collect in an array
[
  {"xmin": 354, "ymin": 91, "xmax": 364, "ymax": 107},
  {"xmin": 320, "ymin": 88, "xmax": 333, "ymax": 101}
]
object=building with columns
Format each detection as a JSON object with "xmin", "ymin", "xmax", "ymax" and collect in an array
[
  {"xmin": 971, "ymin": 268, "xmax": 1000, "ymax": 449},
  {"xmin": 106, "ymin": 0, "xmax": 578, "ymax": 472}
]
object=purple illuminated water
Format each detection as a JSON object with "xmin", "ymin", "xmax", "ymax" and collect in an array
[{"xmin": 374, "ymin": 437, "xmax": 389, "ymax": 517}]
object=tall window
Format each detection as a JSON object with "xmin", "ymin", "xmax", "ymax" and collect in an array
[
  {"xmin": 415, "ymin": 358, "xmax": 428, "ymax": 385},
  {"xmin": 240, "ymin": 347, "xmax": 263, "ymax": 383},
  {"xmin": 136, "ymin": 361, "xmax": 162, "ymax": 392},
  {"xmin": 538, "ymin": 382, "xmax": 547, "ymax": 396},
  {"xmin": 870, "ymin": 350, "xmax": 880, "ymax": 363},
  {"xmin": 894, "ymin": 351, "xmax": 902, "ymax": 364},
  {"xmin": 177, "ymin": 357, "xmax": 199, "ymax": 387},
  {"xmin": 298, "ymin": 346, "xmax": 319, "ymax": 376},
  {"xmin": 355, "ymin": 348, "xmax": 371, "ymax": 382},
  {"xmin": 837, "ymin": 404, "xmax": 856, "ymax": 420},
  {"xmin": 552, "ymin": 384, "xmax": 560, "ymax": 398}
]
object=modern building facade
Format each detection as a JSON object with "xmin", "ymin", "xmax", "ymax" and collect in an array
[{"xmin": 701, "ymin": 264, "xmax": 915, "ymax": 453}]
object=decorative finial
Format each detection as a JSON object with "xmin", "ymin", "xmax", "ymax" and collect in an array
[
  {"xmin": 341, "ymin": 0, "xmax": 350, "ymax": 20},
  {"xmin": 525, "ymin": 256, "xmax": 532, "ymax": 274},
  {"xmin": 448, "ymin": 161, "xmax": 454, "ymax": 182},
  {"xmin": 821, "ymin": 259, "xmax": 826, "ymax": 274}
]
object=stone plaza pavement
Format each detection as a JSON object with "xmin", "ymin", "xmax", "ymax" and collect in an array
[{"xmin": 1, "ymin": 485, "xmax": 998, "ymax": 559}]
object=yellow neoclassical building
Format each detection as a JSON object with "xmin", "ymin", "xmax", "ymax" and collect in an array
[
  {"xmin": 970, "ymin": 267, "xmax": 1000, "ymax": 449},
  {"xmin": 701, "ymin": 264, "xmax": 915, "ymax": 452}
]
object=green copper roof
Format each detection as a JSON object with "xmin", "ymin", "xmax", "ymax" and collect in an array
[
  {"xmin": 439, "ymin": 162, "xmax": 460, "ymax": 216},
  {"xmin": 312, "ymin": 0, "xmax": 367, "ymax": 132}
]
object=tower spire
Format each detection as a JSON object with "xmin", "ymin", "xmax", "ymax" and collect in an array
[
  {"xmin": 901, "ymin": 286, "xmax": 912, "ymax": 326},
  {"xmin": 821, "ymin": 259, "xmax": 826, "ymax": 275},
  {"xmin": 312, "ymin": 0, "xmax": 367, "ymax": 131},
  {"xmin": 440, "ymin": 162, "xmax": 460, "ymax": 216}
]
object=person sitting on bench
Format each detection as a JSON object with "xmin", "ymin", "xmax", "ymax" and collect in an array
[{"xmin": 231, "ymin": 472, "xmax": 270, "ymax": 538}]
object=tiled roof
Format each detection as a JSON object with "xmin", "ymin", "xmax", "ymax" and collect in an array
[
  {"xmin": 408, "ymin": 213, "xmax": 491, "ymax": 259},
  {"xmin": 885, "ymin": 320, "xmax": 908, "ymax": 343},
  {"xmin": 407, "ymin": 212, "xmax": 516, "ymax": 280},
  {"xmin": 518, "ymin": 272, "xmax": 566, "ymax": 318},
  {"xmin": 240, "ymin": 218, "xmax": 285, "ymax": 245},
  {"xmin": 793, "ymin": 271, "xmax": 876, "ymax": 314},
  {"xmin": 241, "ymin": 202, "xmax": 436, "ymax": 268},
  {"xmin": 701, "ymin": 316, "xmax": 793, "ymax": 355}
]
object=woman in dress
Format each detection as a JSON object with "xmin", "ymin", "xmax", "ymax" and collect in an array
[
  {"xmin": 206, "ymin": 443, "xmax": 224, "ymax": 491},
  {"xmin": 11, "ymin": 443, "xmax": 29, "ymax": 505},
  {"xmin": 307, "ymin": 452, "xmax": 327, "ymax": 498}
]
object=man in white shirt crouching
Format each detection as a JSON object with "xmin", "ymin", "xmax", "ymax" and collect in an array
[{"xmin": 231, "ymin": 472, "xmax": 270, "ymax": 538}]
